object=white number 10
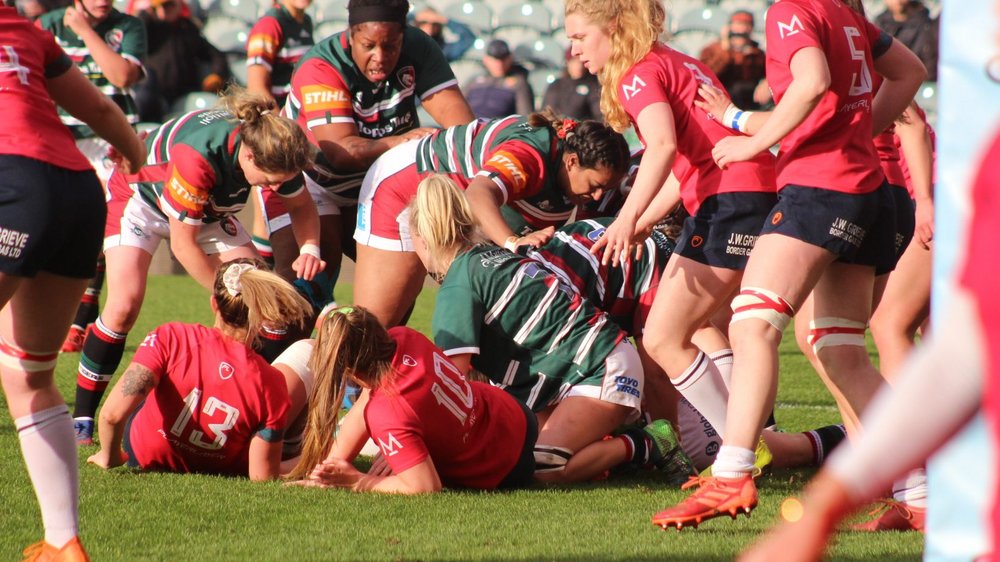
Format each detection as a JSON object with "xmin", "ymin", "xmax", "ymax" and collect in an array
[
  {"xmin": 843, "ymin": 26, "xmax": 873, "ymax": 96},
  {"xmin": 430, "ymin": 353, "xmax": 474, "ymax": 424},
  {"xmin": 170, "ymin": 388, "xmax": 240, "ymax": 450}
]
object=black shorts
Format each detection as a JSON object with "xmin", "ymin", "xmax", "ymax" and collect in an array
[
  {"xmin": 761, "ymin": 181, "xmax": 898, "ymax": 274},
  {"xmin": 887, "ymin": 184, "xmax": 916, "ymax": 274},
  {"xmin": 0, "ymin": 155, "xmax": 105, "ymax": 278},
  {"xmin": 496, "ymin": 399, "xmax": 539, "ymax": 490},
  {"xmin": 674, "ymin": 191, "xmax": 777, "ymax": 270}
]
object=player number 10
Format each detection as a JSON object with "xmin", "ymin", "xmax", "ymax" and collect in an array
[{"xmin": 430, "ymin": 352, "xmax": 474, "ymax": 424}]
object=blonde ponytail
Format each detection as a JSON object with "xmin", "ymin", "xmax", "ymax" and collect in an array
[{"xmin": 408, "ymin": 174, "xmax": 485, "ymax": 274}]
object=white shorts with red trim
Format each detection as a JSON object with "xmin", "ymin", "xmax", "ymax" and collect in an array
[
  {"xmin": 260, "ymin": 173, "xmax": 344, "ymax": 234},
  {"xmin": 354, "ymin": 140, "xmax": 423, "ymax": 252},
  {"xmin": 104, "ymin": 194, "xmax": 250, "ymax": 256}
]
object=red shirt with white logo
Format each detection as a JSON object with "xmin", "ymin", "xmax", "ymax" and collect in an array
[
  {"xmin": 363, "ymin": 327, "xmax": 528, "ymax": 489},
  {"xmin": 128, "ymin": 322, "xmax": 289, "ymax": 476},
  {"xmin": 618, "ymin": 43, "xmax": 776, "ymax": 215},
  {"xmin": 0, "ymin": 8, "xmax": 91, "ymax": 172},
  {"xmin": 764, "ymin": 0, "xmax": 888, "ymax": 193}
]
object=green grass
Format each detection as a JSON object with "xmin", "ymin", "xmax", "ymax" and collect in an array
[{"xmin": 0, "ymin": 276, "xmax": 922, "ymax": 561}]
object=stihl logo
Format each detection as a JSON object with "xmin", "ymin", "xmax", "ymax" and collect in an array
[
  {"xmin": 778, "ymin": 14, "xmax": 804, "ymax": 39},
  {"xmin": 303, "ymin": 89, "xmax": 349, "ymax": 105},
  {"xmin": 621, "ymin": 75, "xmax": 646, "ymax": 100},
  {"xmin": 378, "ymin": 433, "xmax": 404, "ymax": 457}
]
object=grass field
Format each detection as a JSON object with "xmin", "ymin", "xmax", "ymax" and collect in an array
[{"xmin": 0, "ymin": 275, "xmax": 923, "ymax": 561}]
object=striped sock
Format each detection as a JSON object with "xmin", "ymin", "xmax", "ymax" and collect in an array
[
  {"xmin": 803, "ymin": 424, "xmax": 847, "ymax": 465},
  {"xmin": 74, "ymin": 317, "xmax": 127, "ymax": 419}
]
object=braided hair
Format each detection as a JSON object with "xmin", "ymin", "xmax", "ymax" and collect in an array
[{"xmin": 527, "ymin": 110, "xmax": 630, "ymax": 175}]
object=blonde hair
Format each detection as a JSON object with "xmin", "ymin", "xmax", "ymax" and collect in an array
[
  {"xmin": 408, "ymin": 174, "xmax": 486, "ymax": 275},
  {"xmin": 218, "ymin": 85, "xmax": 314, "ymax": 174},
  {"xmin": 213, "ymin": 258, "xmax": 312, "ymax": 347},
  {"xmin": 286, "ymin": 306, "xmax": 397, "ymax": 480},
  {"xmin": 564, "ymin": 0, "xmax": 665, "ymax": 131}
]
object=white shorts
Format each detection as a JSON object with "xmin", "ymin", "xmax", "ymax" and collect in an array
[
  {"xmin": 273, "ymin": 339, "xmax": 315, "ymax": 458},
  {"xmin": 354, "ymin": 139, "xmax": 422, "ymax": 252},
  {"xmin": 565, "ymin": 341, "xmax": 644, "ymax": 422},
  {"xmin": 104, "ymin": 195, "xmax": 251, "ymax": 256},
  {"xmin": 76, "ymin": 137, "xmax": 114, "ymax": 186},
  {"xmin": 262, "ymin": 173, "xmax": 343, "ymax": 235}
]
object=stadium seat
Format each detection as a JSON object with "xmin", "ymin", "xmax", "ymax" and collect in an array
[
  {"xmin": 315, "ymin": 19, "xmax": 348, "ymax": 40},
  {"xmin": 203, "ymin": 15, "xmax": 252, "ymax": 54},
  {"xmin": 451, "ymin": 58, "xmax": 485, "ymax": 89},
  {"xmin": 496, "ymin": 3, "xmax": 553, "ymax": 33},
  {"xmin": 541, "ymin": 0, "xmax": 563, "ymax": 29},
  {"xmin": 168, "ymin": 92, "xmax": 221, "ymax": 117},
  {"xmin": 462, "ymin": 36, "xmax": 492, "ymax": 60},
  {"xmin": 442, "ymin": 0, "xmax": 494, "ymax": 34},
  {"xmin": 513, "ymin": 36, "xmax": 566, "ymax": 70},
  {"xmin": 669, "ymin": 29, "xmax": 718, "ymax": 57},
  {"xmin": 492, "ymin": 27, "xmax": 542, "ymax": 54},
  {"xmin": 675, "ymin": 6, "xmax": 730, "ymax": 33},
  {"xmin": 665, "ymin": 0, "xmax": 704, "ymax": 32},
  {"xmin": 227, "ymin": 54, "xmax": 248, "ymax": 87},
  {"xmin": 218, "ymin": 0, "xmax": 260, "ymax": 22},
  {"xmin": 863, "ymin": 0, "xmax": 883, "ymax": 17},
  {"xmin": 916, "ymin": 81, "xmax": 938, "ymax": 115},
  {"xmin": 528, "ymin": 68, "xmax": 559, "ymax": 104},
  {"xmin": 314, "ymin": 0, "xmax": 348, "ymax": 22}
]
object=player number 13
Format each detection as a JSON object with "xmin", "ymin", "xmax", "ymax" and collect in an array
[{"xmin": 170, "ymin": 388, "xmax": 241, "ymax": 450}]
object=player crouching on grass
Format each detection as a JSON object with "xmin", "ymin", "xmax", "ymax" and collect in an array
[
  {"xmin": 87, "ymin": 259, "xmax": 312, "ymax": 480},
  {"xmin": 286, "ymin": 306, "xmax": 538, "ymax": 493}
]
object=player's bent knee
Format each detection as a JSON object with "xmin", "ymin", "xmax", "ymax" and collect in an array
[
  {"xmin": 730, "ymin": 287, "xmax": 794, "ymax": 333},
  {"xmin": 807, "ymin": 317, "xmax": 867, "ymax": 355},
  {"xmin": 533, "ymin": 445, "xmax": 574, "ymax": 476}
]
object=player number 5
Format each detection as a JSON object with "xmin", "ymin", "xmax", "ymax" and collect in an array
[{"xmin": 843, "ymin": 26, "xmax": 873, "ymax": 96}]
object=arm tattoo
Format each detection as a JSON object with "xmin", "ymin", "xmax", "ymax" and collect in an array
[{"xmin": 120, "ymin": 364, "xmax": 158, "ymax": 396}]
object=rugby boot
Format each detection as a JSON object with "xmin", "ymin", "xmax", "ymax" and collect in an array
[{"xmin": 652, "ymin": 474, "xmax": 758, "ymax": 531}]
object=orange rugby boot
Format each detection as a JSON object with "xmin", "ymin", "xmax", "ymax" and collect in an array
[
  {"xmin": 21, "ymin": 537, "xmax": 90, "ymax": 562},
  {"xmin": 850, "ymin": 499, "xmax": 926, "ymax": 532},
  {"xmin": 652, "ymin": 474, "xmax": 758, "ymax": 531}
]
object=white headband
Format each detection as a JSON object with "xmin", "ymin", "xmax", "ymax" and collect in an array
[{"xmin": 222, "ymin": 263, "xmax": 256, "ymax": 297}]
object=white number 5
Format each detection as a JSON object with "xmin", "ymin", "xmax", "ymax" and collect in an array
[{"xmin": 843, "ymin": 26, "xmax": 873, "ymax": 96}]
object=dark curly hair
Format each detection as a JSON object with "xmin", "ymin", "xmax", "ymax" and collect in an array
[{"xmin": 527, "ymin": 110, "xmax": 631, "ymax": 175}]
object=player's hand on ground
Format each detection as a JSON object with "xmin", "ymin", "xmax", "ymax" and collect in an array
[
  {"xmin": 513, "ymin": 226, "xmax": 555, "ymax": 250},
  {"xmin": 292, "ymin": 253, "xmax": 326, "ymax": 281},
  {"xmin": 712, "ymin": 136, "xmax": 760, "ymax": 169},
  {"xmin": 695, "ymin": 84, "xmax": 733, "ymax": 124},
  {"xmin": 87, "ymin": 449, "xmax": 125, "ymax": 470},
  {"xmin": 310, "ymin": 458, "xmax": 364, "ymax": 489},
  {"xmin": 914, "ymin": 197, "xmax": 934, "ymax": 249},
  {"xmin": 590, "ymin": 216, "xmax": 639, "ymax": 267}
]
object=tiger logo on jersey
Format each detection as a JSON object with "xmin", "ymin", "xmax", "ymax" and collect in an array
[
  {"xmin": 105, "ymin": 29, "xmax": 124, "ymax": 52},
  {"xmin": 397, "ymin": 66, "xmax": 415, "ymax": 89}
]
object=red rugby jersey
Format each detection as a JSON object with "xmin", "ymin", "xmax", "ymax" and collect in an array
[
  {"xmin": 618, "ymin": 43, "xmax": 775, "ymax": 215},
  {"xmin": 0, "ymin": 8, "xmax": 91, "ymax": 172},
  {"xmin": 364, "ymin": 327, "xmax": 527, "ymax": 489}
]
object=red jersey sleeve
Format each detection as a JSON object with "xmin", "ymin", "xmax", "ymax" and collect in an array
[
  {"xmin": 159, "ymin": 143, "xmax": 216, "ymax": 225},
  {"xmin": 765, "ymin": 2, "xmax": 822, "ymax": 67},
  {"xmin": 246, "ymin": 16, "xmax": 283, "ymax": 70},
  {"xmin": 618, "ymin": 61, "xmax": 671, "ymax": 127},
  {"xmin": 364, "ymin": 393, "xmax": 429, "ymax": 475},
  {"xmin": 291, "ymin": 58, "xmax": 355, "ymax": 130},
  {"xmin": 477, "ymin": 140, "xmax": 546, "ymax": 202},
  {"xmin": 130, "ymin": 325, "xmax": 172, "ymax": 378},
  {"xmin": 255, "ymin": 361, "xmax": 290, "ymax": 442}
]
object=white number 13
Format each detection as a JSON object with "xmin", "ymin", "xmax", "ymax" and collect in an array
[
  {"xmin": 843, "ymin": 26, "xmax": 873, "ymax": 96},
  {"xmin": 170, "ymin": 388, "xmax": 240, "ymax": 450}
]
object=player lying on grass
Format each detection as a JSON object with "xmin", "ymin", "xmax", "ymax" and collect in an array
[
  {"xmin": 405, "ymin": 174, "xmax": 694, "ymax": 484},
  {"xmin": 87, "ymin": 259, "xmax": 312, "ymax": 480},
  {"xmin": 286, "ymin": 306, "xmax": 538, "ymax": 493},
  {"xmin": 525, "ymin": 217, "xmax": 847, "ymax": 473}
]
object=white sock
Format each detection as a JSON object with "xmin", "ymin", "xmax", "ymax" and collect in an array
[
  {"xmin": 712, "ymin": 445, "xmax": 756, "ymax": 479},
  {"xmin": 671, "ymin": 351, "xmax": 729, "ymax": 439},
  {"xmin": 16, "ymin": 404, "xmax": 79, "ymax": 547},
  {"xmin": 708, "ymin": 349, "xmax": 734, "ymax": 388},
  {"xmin": 892, "ymin": 468, "xmax": 928, "ymax": 508}
]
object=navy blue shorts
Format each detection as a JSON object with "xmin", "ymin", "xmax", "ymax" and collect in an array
[
  {"xmin": 761, "ymin": 181, "xmax": 899, "ymax": 274},
  {"xmin": 496, "ymin": 399, "xmax": 538, "ymax": 490},
  {"xmin": 674, "ymin": 192, "xmax": 777, "ymax": 270},
  {"xmin": 0, "ymin": 155, "xmax": 105, "ymax": 278},
  {"xmin": 887, "ymin": 184, "xmax": 916, "ymax": 274}
]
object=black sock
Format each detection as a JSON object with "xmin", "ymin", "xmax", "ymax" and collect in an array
[
  {"xmin": 804, "ymin": 424, "xmax": 848, "ymax": 465},
  {"xmin": 620, "ymin": 427, "xmax": 651, "ymax": 466}
]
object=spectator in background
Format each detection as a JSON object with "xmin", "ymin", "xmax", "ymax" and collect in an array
[
  {"xmin": 698, "ymin": 10, "xmax": 768, "ymax": 110},
  {"xmin": 246, "ymin": 0, "xmax": 314, "ymax": 107},
  {"xmin": 411, "ymin": 6, "xmax": 475, "ymax": 62},
  {"xmin": 133, "ymin": 0, "xmax": 231, "ymax": 122},
  {"xmin": 876, "ymin": 0, "xmax": 938, "ymax": 80},
  {"xmin": 15, "ymin": 0, "xmax": 68, "ymax": 19},
  {"xmin": 465, "ymin": 39, "xmax": 534, "ymax": 119},
  {"xmin": 542, "ymin": 49, "xmax": 602, "ymax": 121}
]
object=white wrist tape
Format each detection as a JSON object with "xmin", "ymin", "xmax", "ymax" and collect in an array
[{"xmin": 299, "ymin": 243, "xmax": 321, "ymax": 259}]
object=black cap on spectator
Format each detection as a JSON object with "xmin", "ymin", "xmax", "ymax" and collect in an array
[{"xmin": 486, "ymin": 39, "xmax": 512, "ymax": 59}]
